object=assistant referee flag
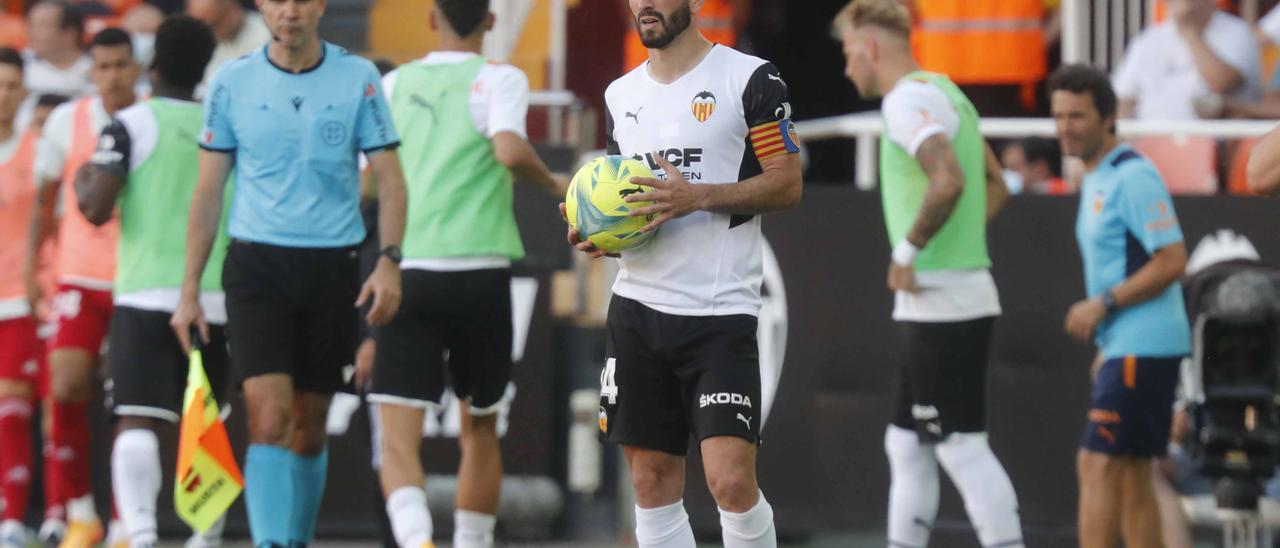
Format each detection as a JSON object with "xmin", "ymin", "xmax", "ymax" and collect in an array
[{"xmin": 175, "ymin": 338, "xmax": 243, "ymax": 532}]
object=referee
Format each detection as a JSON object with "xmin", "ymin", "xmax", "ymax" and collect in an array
[{"xmin": 170, "ymin": 0, "xmax": 408, "ymax": 545}]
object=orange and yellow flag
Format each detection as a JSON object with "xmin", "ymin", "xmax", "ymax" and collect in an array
[{"xmin": 174, "ymin": 345, "xmax": 243, "ymax": 533}]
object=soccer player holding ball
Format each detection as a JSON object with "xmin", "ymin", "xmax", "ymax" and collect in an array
[
  {"xmin": 369, "ymin": 1, "xmax": 567, "ymax": 547},
  {"xmin": 834, "ymin": 2, "xmax": 1022, "ymax": 547},
  {"xmin": 562, "ymin": 1, "xmax": 802, "ymax": 546}
]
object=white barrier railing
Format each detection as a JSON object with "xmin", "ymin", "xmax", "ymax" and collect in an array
[{"xmin": 794, "ymin": 113, "xmax": 1279, "ymax": 189}]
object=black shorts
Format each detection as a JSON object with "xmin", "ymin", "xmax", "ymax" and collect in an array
[
  {"xmin": 600, "ymin": 295, "xmax": 761, "ymax": 456},
  {"xmin": 892, "ymin": 317, "xmax": 996, "ymax": 442},
  {"xmin": 223, "ymin": 239, "xmax": 360, "ymax": 394},
  {"xmin": 105, "ymin": 306, "xmax": 230, "ymax": 423},
  {"xmin": 369, "ymin": 268, "xmax": 512, "ymax": 413}
]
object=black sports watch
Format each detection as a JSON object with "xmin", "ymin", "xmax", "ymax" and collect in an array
[
  {"xmin": 1101, "ymin": 289, "xmax": 1119, "ymax": 315},
  {"xmin": 379, "ymin": 245, "xmax": 402, "ymax": 264}
]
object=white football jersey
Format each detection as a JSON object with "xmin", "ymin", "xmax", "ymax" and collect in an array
[{"xmin": 604, "ymin": 45, "xmax": 798, "ymax": 317}]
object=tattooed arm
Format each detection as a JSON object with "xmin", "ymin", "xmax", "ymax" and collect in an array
[
  {"xmin": 887, "ymin": 133, "xmax": 965, "ymax": 293},
  {"xmin": 905, "ymin": 133, "xmax": 965, "ymax": 247}
]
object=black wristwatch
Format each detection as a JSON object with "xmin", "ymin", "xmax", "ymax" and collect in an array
[
  {"xmin": 1101, "ymin": 289, "xmax": 1119, "ymax": 315},
  {"xmin": 379, "ymin": 245, "xmax": 402, "ymax": 264}
]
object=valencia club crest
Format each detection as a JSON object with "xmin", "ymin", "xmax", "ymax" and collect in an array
[{"xmin": 692, "ymin": 91, "xmax": 716, "ymax": 122}]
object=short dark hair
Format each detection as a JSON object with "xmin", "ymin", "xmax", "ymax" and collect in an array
[
  {"xmin": 153, "ymin": 16, "xmax": 215, "ymax": 89},
  {"xmin": 438, "ymin": 0, "xmax": 489, "ymax": 37},
  {"xmin": 1047, "ymin": 63, "xmax": 1117, "ymax": 121},
  {"xmin": 36, "ymin": 93, "xmax": 69, "ymax": 109},
  {"xmin": 89, "ymin": 27, "xmax": 132, "ymax": 54},
  {"xmin": 1019, "ymin": 136, "xmax": 1062, "ymax": 178},
  {"xmin": 0, "ymin": 48, "xmax": 23, "ymax": 74}
]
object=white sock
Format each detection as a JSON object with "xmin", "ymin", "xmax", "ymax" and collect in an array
[
  {"xmin": 111, "ymin": 429, "xmax": 160, "ymax": 547},
  {"xmin": 386, "ymin": 486, "xmax": 432, "ymax": 547},
  {"xmin": 452, "ymin": 509, "xmax": 496, "ymax": 548},
  {"xmin": 885, "ymin": 425, "xmax": 940, "ymax": 548},
  {"xmin": 719, "ymin": 490, "xmax": 776, "ymax": 548},
  {"xmin": 66, "ymin": 494, "xmax": 96, "ymax": 523},
  {"xmin": 936, "ymin": 432, "xmax": 1024, "ymax": 548},
  {"xmin": 634, "ymin": 500, "xmax": 695, "ymax": 548}
]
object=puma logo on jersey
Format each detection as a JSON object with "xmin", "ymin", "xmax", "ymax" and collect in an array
[
  {"xmin": 736, "ymin": 413, "xmax": 753, "ymax": 430},
  {"xmin": 699, "ymin": 392, "xmax": 752, "ymax": 408},
  {"xmin": 767, "ymin": 73, "xmax": 787, "ymax": 89},
  {"xmin": 625, "ymin": 107, "xmax": 642, "ymax": 124}
]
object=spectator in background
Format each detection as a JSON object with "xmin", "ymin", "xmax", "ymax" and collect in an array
[
  {"xmin": 30, "ymin": 93, "xmax": 67, "ymax": 132},
  {"xmin": 23, "ymin": 1, "xmax": 91, "ymax": 101},
  {"xmin": 1114, "ymin": 0, "xmax": 1259, "ymax": 120},
  {"xmin": 187, "ymin": 0, "xmax": 269, "ymax": 90},
  {"xmin": 1002, "ymin": 136, "xmax": 1071, "ymax": 195},
  {"xmin": 1198, "ymin": 3, "xmax": 1280, "ymax": 119}
]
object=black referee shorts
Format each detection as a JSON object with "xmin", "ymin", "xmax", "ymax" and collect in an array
[{"xmin": 223, "ymin": 239, "xmax": 360, "ymax": 394}]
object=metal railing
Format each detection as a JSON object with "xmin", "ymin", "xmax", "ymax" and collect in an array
[{"xmin": 794, "ymin": 113, "xmax": 1278, "ymax": 189}]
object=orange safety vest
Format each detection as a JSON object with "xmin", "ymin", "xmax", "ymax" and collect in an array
[
  {"xmin": 0, "ymin": 130, "xmax": 39, "ymax": 303},
  {"xmin": 912, "ymin": 0, "xmax": 1047, "ymax": 86},
  {"xmin": 623, "ymin": 0, "xmax": 737, "ymax": 71},
  {"xmin": 55, "ymin": 97, "xmax": 117, "ymax": 288}
]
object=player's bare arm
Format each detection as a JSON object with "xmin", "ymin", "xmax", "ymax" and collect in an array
[
  {"xmin": 983, "ymin": 140, "xmax": 1009, "ymax": 222},
  {"xmin": 1065, "ymin": 242, "xmax": 1187, "ymax": 342},
  {"xmin": 1247, "ymin": 123, "xmax": 1280, "ymax": 195},
  {"xmin": 171, "ymin": 149, "xmax": 232, "ymax": 352},
  {"xmin": 75, "ymin": 120, "xmax": 133, "ymax": 226},
  {"xmin": 907, "ymin": 133, "xmax": 965, "ymax": 247},
  {"xmin": 887, "ymin": 133, "xmax": 964, "ymax": 294},
  {"xmin": 625, "ymin": 152, "xmax": 802, "ymax": 233},
  {"xmin": 73, "ymin": 162, "xmax": 124, "ymax": 226},
  {"xmin": 493, "ymin": 130, "xmax": 570, "ymax": 196},
  {"xmin": 22, "ymin": 178, "xmax": 59, "ymax": 317},
  {"xmin": 357, "ymin": 148, "xmax": 406, "ymax": 327}
]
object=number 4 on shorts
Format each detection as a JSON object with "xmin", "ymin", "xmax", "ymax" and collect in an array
[{"xmin": 600, "ymin": 358, "xmax": 618, "ymax": 405}]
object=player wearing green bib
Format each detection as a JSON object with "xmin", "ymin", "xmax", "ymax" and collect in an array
[
  {"xmin": 834, "ymin": 2, "xmax": 1024, "ymax": 548},
  {"xmin": 74, "ymin": 17, "xmax": 226, "ymax": 548},
  {"xmin": 367, "ymin": 2, "xmax": 566, "ymax": 547}
]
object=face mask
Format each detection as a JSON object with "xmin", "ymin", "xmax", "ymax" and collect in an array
[
  {"xmin": 1002, "ymin": 169, "xmax": 1024, "ymax": 194},
  {"xmin": 132, "ymin": 33, "xmax": 156, "ymax": 69}
]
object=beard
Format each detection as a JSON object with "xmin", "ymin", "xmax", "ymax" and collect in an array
[{"xmin": 636, "ymin": 2, "xmax": 693, "ymax": 50}]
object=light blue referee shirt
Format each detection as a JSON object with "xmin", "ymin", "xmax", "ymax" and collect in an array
[
  {"xmin": 200, "ymin": 42, "xmax": 399, "ymax": 248},
  {"xmin": 1076, "ymin": 143, "xmax": 1191, "ymax": 359}
]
